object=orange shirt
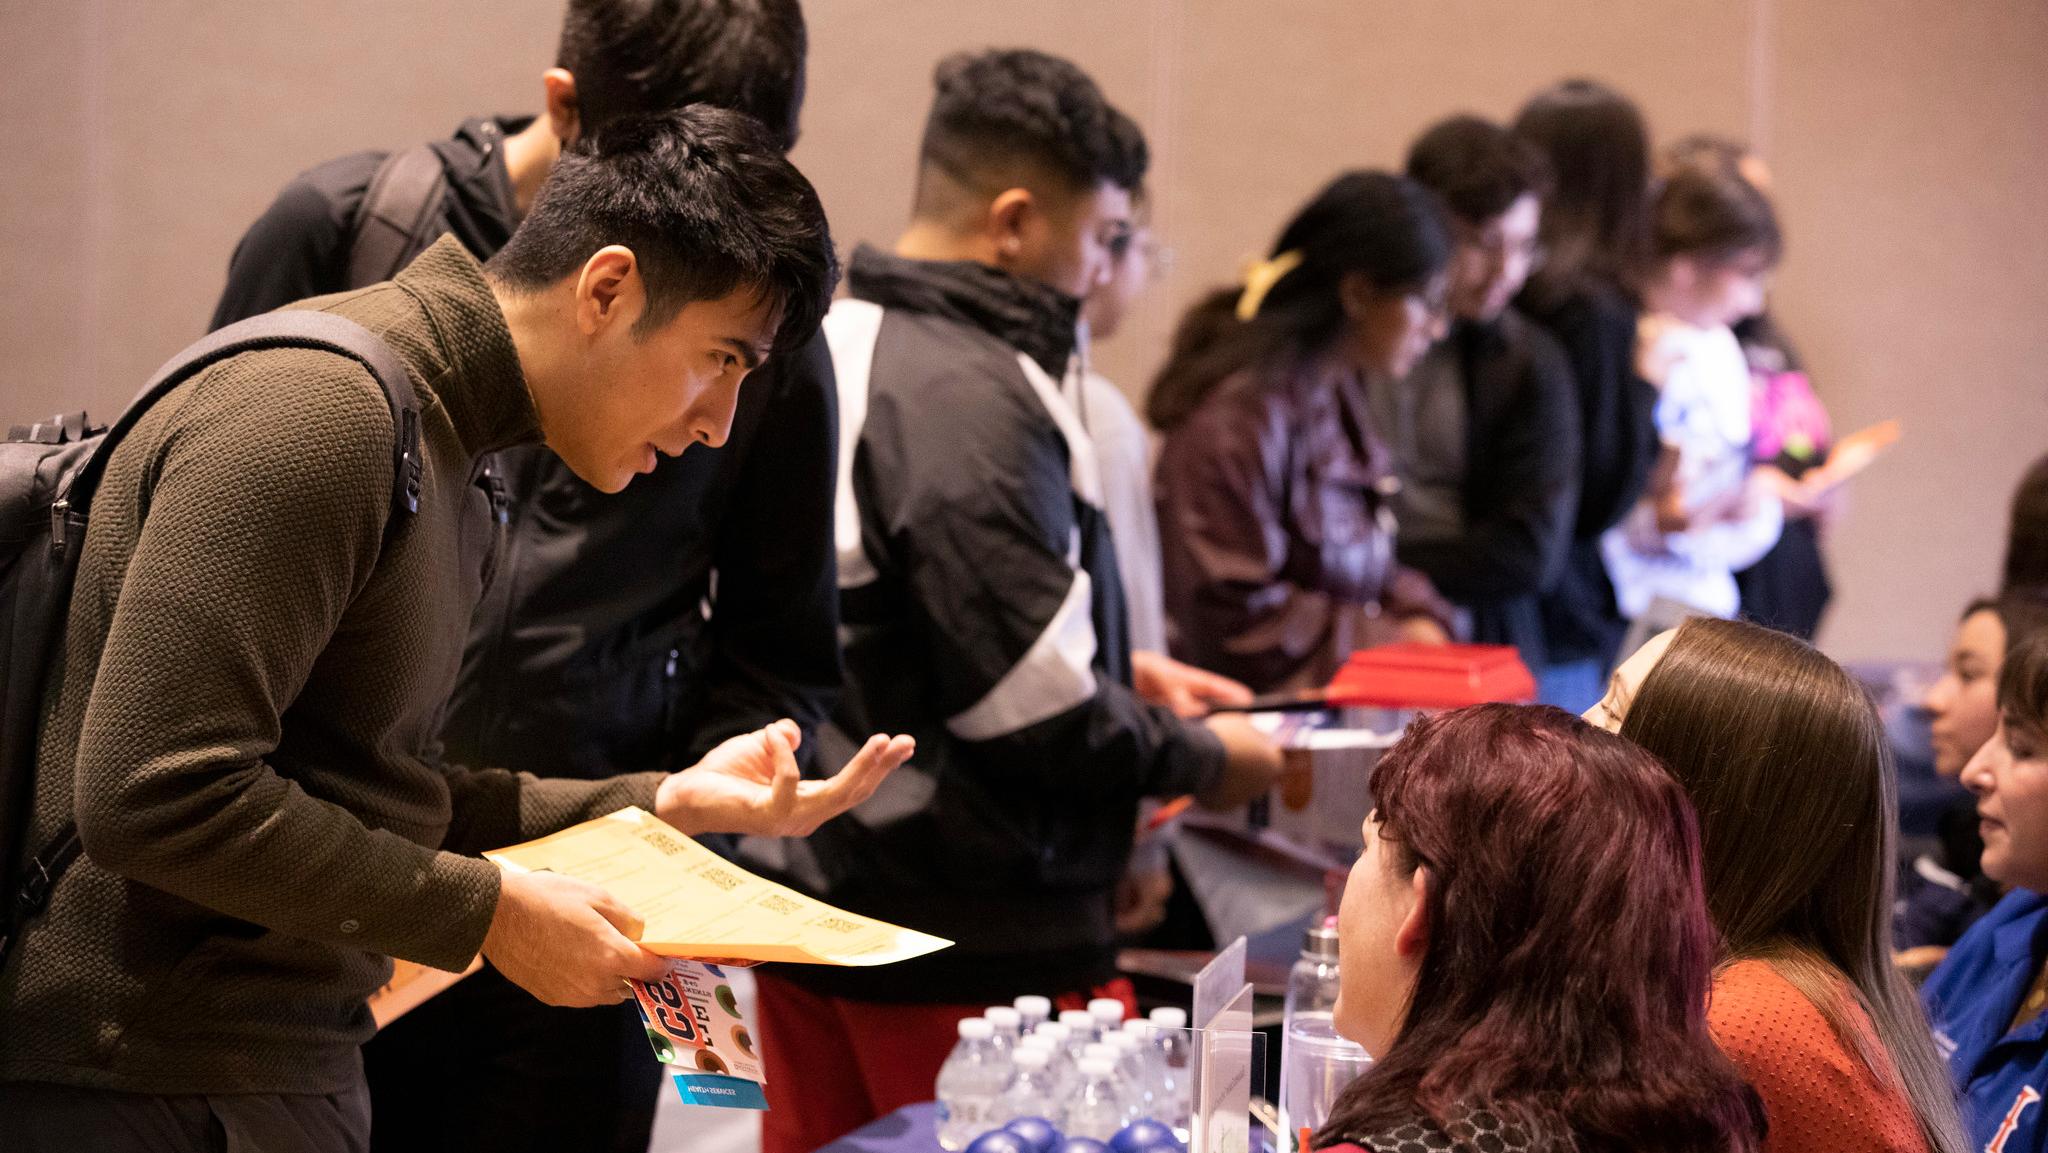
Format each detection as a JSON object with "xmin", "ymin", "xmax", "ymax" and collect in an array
[{"xmin": 1709, "ymin": 959, "xmax": 1928, "ymax": 1153}]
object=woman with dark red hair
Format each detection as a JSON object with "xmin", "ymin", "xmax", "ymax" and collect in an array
[{"xmin": 1316, "ymin": 703, "xmax": 1764, "ymax": 1153}]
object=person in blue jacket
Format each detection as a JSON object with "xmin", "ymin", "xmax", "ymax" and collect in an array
[{"xmin": 1923, "ymin": 630, "xmax": 2048, "ymax": 1152}]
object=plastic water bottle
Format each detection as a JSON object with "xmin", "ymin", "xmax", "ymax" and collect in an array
[
  {"xmin": 1147, "ymin": 1007, "xmax": 1193, "ymax": 1141},
  {"xmin": 1066, "ymin": 1056, "xmax": 1131, "ymax": 1140},
  {"xmin": 1081, "ymin": 1042, "xmax": 1139, "ymax": 1128},
  {"xmin": 1103, "ymin": 1030, "xmax": 1155, "ymax": 1117},
  {"xmin": 1014, "ymin": 994, "xmax": 1053, "ymax": 1033},
  {"xmin": 988, "ymin": 1005, "xmax": 1023, "ymax": 1036},
  {"xmin": 936, "ymin": 1017, "xmax": 1010, "ymax": 1151},
  {"xmin": 1034, "ymin": 1019, "xmax": 1074, "ymax": 1062},
  {"xmin": 1088, "ymin": 996, "xmax": 1127, "ymax": 1037},
  {"xmin": 1120, "ymin": 1019, "xmax": 1167, "ymax": 1113},
  {"xmin": 1279, "ymin": 920, "xmax": 1372, "ymax": 1153},
  {"xmin": 993, "ymin": 1044, "xmax": 1063, "ymax": 1127},
  {"xmin": 986, "ymin": 1005, "xmax": 1023, "ymax": 1062},
  {"xmin": 1052, "ymin": 1019, "xmax": 1095, "ymax": 1079},
  {"xmin": 1027, "ymin": 1025, "xmax": 1076, "ymax": 1093},
  {"xmin": 1059, "ymin": 1008, "xmax": 1098, "ymax": 1042}
]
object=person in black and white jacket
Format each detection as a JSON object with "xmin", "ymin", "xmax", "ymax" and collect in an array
[{"xmin": 745, "ymin": 49, "xmax": 1283, "ymax": 1153}]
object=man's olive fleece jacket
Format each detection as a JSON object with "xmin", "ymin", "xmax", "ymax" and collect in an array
[{"xmin": 0, "ymin": 237, "xmax": 663, "ymax": 1095}]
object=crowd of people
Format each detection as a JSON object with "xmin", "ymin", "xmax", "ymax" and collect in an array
[{"xmin": 0, "ymin": 2, "xmax": 2041, "ymax": 1152}]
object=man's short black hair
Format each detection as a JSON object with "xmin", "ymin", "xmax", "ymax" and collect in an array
[
  {"xmin": 915, "ymin": 48, "xmax": 1148, "ymax": 214},
  {"xmin": 557, "ymin": 0, "xmax": 807, "ymax": 151},
  {"xmin": 488, "ymin": 105, "xmax": 837, "ymax": 352},
  {"xmin": 1405, "ymin": 114, "xmax": 1552, "ymax": 225}
]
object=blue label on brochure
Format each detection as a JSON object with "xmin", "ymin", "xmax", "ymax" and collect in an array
[{"xmin": 671, "ymin": 1071, "xmax": 770, "ymax": 1110}]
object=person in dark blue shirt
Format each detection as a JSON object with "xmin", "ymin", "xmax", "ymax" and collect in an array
[{"xmin": 1923, "ymin": 631, "xmax": 2048, "ymax": 1153}]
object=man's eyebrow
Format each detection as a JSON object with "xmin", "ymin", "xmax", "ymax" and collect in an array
[{"xmin": 717, "ymin": 335, "xmax": 770, "ymax": 370}]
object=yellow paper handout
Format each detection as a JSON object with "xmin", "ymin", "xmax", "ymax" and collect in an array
[{"xmin": 483, "ymin": 806, "xmax": 952, "ymax": 966}]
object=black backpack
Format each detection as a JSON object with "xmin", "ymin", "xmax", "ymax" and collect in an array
[
  {"xmin": 347, "ymin": 142, "xmax": 450, "ymax": 288},
  {"xmin": 0, "ymin": 310, "xmax": 422, "ymax": 964}
]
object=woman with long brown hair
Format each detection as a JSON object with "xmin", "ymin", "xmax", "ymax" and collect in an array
[
  {"xmin": 1509, "ymin": 79, "xmax": 1659, "ymax": 711},
  {"xmin": 1588, "ymin": 618, "xmax": 1969, "ymax": 1153},
  {"xmin": 1316, "ymin": 703, "xmax": 1763, "ymax": 1153}
]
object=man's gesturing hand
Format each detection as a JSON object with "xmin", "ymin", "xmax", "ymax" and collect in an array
[
  {"xmin": 481, "ymin": 868, "xmax": 669, "ymax": 1007},
  {"xmin": 654, "ymin": 719, "xmax": 916, "ymax": 838}
]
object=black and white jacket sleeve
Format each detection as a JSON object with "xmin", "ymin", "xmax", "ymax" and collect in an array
[{"xmin": 828, "ymin": 299, "xmax": 1225, "ymax": 803}]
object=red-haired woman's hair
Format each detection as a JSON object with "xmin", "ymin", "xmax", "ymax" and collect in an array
[{"xmin": 1315, "ymin": 704, "xmax": 1764, "ymax": 1153}]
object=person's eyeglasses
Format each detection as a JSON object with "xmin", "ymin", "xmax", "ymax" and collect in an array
[
  {"xmin": 1421, "ymin": 279, "xmax": 1453, "ymax": 317},
  {"xmin": 1453, "ymin": 219, "xmax": 1546, "ymax": 270},
  {"xmin": 1101, "ymin": 220, "xmax": 1137, "ymax": 263}
]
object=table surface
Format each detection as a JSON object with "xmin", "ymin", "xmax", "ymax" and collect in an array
[
  {"xmin": 813, "ymin": 1101, "xmax": 1282, "ymax": 1153},
  {"xmin": 815, "ymin": 1102, "xmax": 942, "ymax": 1153}
]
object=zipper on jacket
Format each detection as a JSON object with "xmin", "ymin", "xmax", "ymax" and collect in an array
[{"xmin": 470, "ymin": 451, "xmax": 533, "ymax": 753}]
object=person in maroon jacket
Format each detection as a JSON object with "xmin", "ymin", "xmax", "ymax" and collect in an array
[{"xmin": 1149, "ymin": 171, "xmax": 1458, "ymax": 694}]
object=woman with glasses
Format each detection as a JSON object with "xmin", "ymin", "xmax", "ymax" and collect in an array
[
  {"xmin": 1148, "ymin": 171, "xmax": 1457, "ymax": 693},
  {"xmin": 1380, "ymin": 115, "xmax": 1581, "ymax": 686}
]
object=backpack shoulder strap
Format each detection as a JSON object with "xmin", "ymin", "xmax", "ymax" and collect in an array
[
  {"xmin": 59, "ymin": 311, "xmax": 422, "ymax": 547},
  {"xmin": 345, "ymin": 143, "xmax": 450, "ymax": 290},
  {"xmin": 7, "ymin": 313, "xmax": 423, "ymax": 962}
]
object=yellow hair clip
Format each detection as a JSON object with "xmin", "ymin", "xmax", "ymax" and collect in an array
[{"xmin": 1235, "ymin": 249, "xmax": 1304, "ymax": 321}]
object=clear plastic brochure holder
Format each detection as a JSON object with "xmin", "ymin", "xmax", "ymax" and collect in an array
[{"xmin": 1185, "ymin": 937, "xmax": 1267, "ymax": 1153}]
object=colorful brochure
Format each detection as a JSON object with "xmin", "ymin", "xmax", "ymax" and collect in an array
[{"xmin": 631, "ymin": 958, "xmax": 769, "ymax": 1109}]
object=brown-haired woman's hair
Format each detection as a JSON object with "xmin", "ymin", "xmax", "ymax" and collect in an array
[
  {"xmin": 1620, "ymin": 618, "xmax": 1970, "ymax": 1153},
  {"xmin": 1999, "ymin": 630, "xmax": 2048, "ymax": 747},
  {"xmin": 1512, "ymin": 78, "xmax": 1651, "ymax": 308},
  {"xmin": 1316, "ymin": 704, "xmax": 1764, "ymax": 1153},
  {"xmin": 1649, "ymin": 161, "xmax": 1783, "ymax": 269}
]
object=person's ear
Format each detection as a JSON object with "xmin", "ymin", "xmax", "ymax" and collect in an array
[
  {"xmin": 1338, "ymin": 269, "xmax": 1377, "ymax": 322},
  {"xmin": 542, "ymin": 68, "xmax": 581, "ymax": 147},
  {"xmin": 1666, "ymin": 255, "xmax": 1702, "ymax": 297},
  {"xmin": 1393, "ymin": 866, "xmax": 1430, "ymax": 960},
  {"xmin": 989, "ymin": 188, "xmax": 1036, "ymax": 268},
  {"xmin": 574, "ymin": 246, "xmax": 643, "ymax": 338}
]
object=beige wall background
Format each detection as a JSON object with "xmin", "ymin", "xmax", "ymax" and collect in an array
[{"xmin": 3, "ymin": 0, "xmax": 2043, "ymax": 663}]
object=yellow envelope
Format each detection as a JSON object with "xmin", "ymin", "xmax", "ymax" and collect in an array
[{"xmin": 483, "ymin": 807, "xmax": 952, "ymax": 966}]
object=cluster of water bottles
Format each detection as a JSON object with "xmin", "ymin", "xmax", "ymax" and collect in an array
[{"xmin": 934, "ymin": 995, "xmax": 1194, "ymax": 1153}]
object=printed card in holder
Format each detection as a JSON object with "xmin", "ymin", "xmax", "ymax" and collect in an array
[{"xmin": 631, "ymin": 958, "xmax": 768, "ymax": 1110}]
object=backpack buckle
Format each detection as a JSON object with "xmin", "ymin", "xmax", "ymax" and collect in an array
[
  {"xmin": 14, "ymin": 856, "xmax": 56, "ymax": 921},
  {"xmin": 399, "ymin": 408, "xmax": 423, "ymax": 514}
]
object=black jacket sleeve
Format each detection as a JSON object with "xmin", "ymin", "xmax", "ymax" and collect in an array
[
  {"xmin": 208, "ymin": 152, "xmax": 381, "ymax": 331},
  {"xmin": 1551, "ymin": 291, "xmax": 1658, "ymax": 537},
  {"xmin": 859, "ymin": 365, "xmax": 1224, "ymax": 801},
  {"xmin": 683, "ymin": 334, "xmax": 845, "ymax": 762},
  {"xmin": 1397, "ymin": 328, "xmax": 1582, "ymax": 603}
]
